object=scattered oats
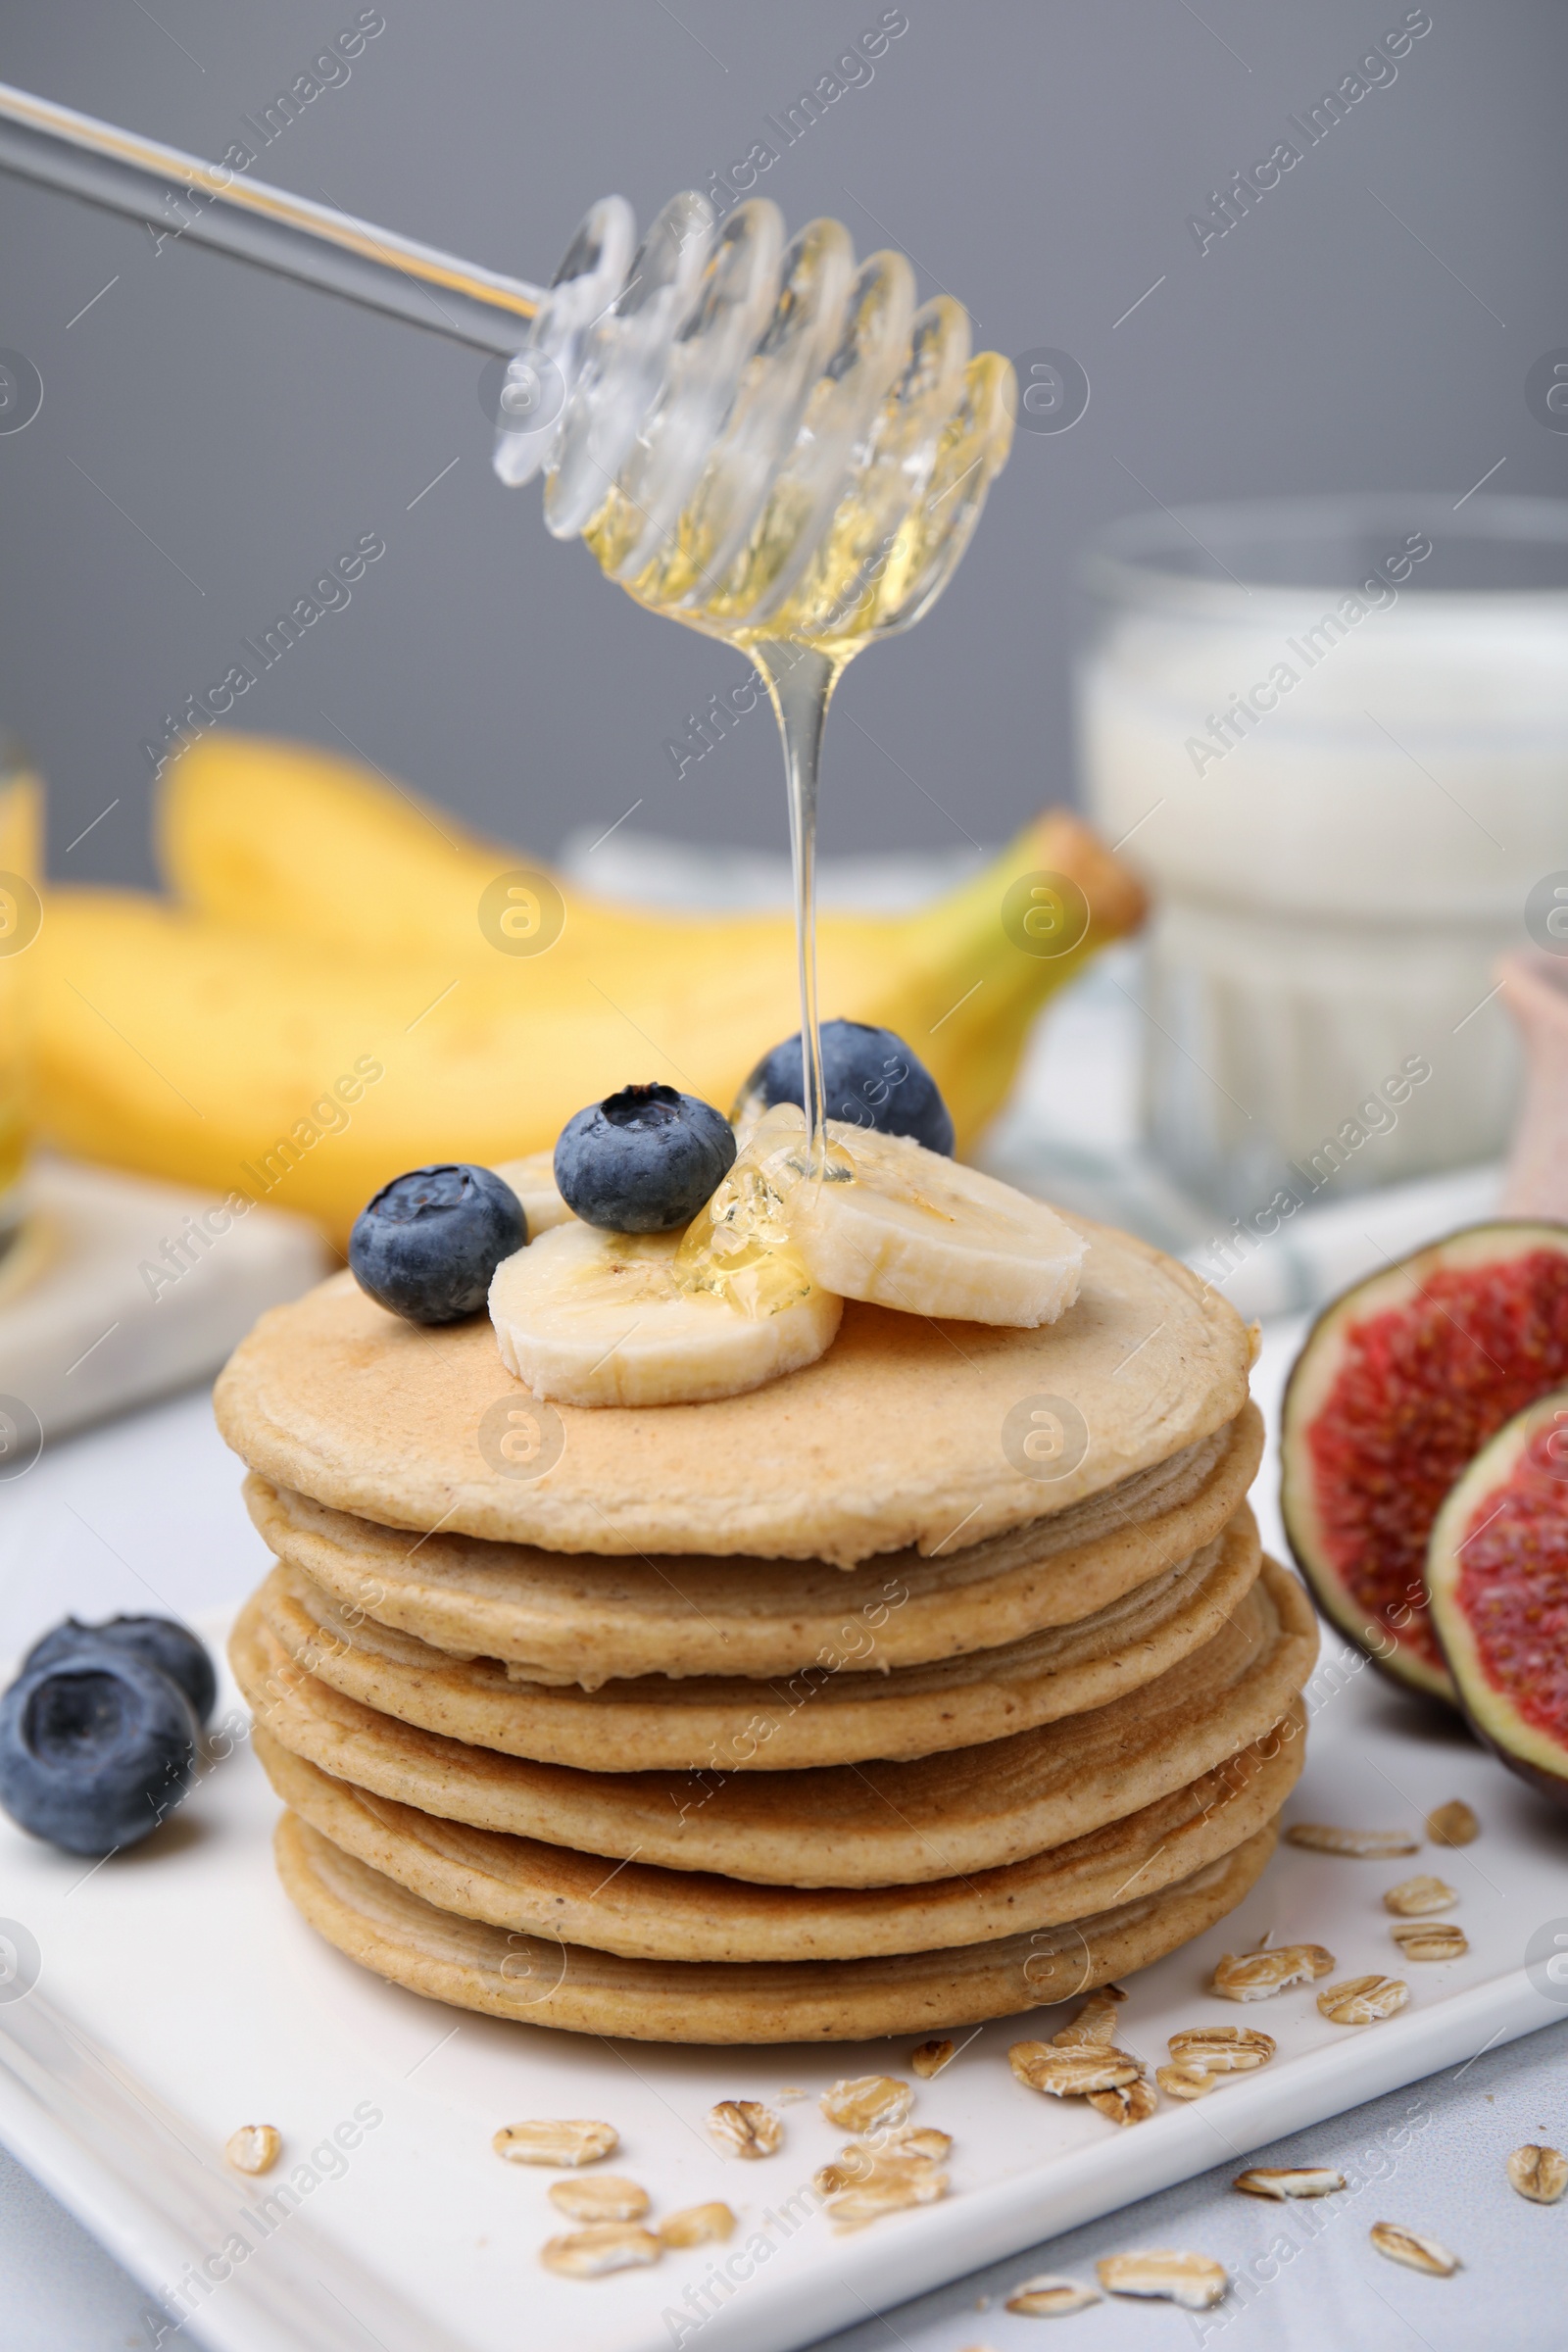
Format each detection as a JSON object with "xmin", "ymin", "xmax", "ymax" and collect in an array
[
  {"xmin": 1369, "ymin": 2222, "xmax": 1459, "ymax": 2277},
  {"xmin": 1427, "ymin": 1799, "xmax": 1479, "ymax": 1847},
  {"xmin": 1384, "ymin": 1875, "xmax": 1458, "ymax": 1917},
  {"xmin": 493, "ymin": 2119, "xmax": 617, "ymax": 2168},
  {"xmin": 820, "ymin": 2076, "xmax": 913, "ymax": 2135},
  {"xmin": 815, "ymin": 2132, "xmax": 951, "ymax": 2194},
  {"xmin": 224, "ymin": 2125, "xmax": 280, "ymax": 2176},
  {"xmin": 660, "ymin": 2202, "xmax": 736, "ymax": 2248},
  {"xmin": 910, "ymin": 2037, "xmax": 956, "ymax": 2080},
  {"xmin": 1008, "ymin": 2041, "xmax": 1144, "ymax": 2098},
  {"xmin": 1167, "ymin": 2026, "xmax": 1276, "ymax": 2075},
  {"xmin": 1317, "ymin": 1976, "xmax": 1409, "ymax": 2026},
  {"xmin": 1005, "ymin": 2274, "xmax": 1102, "ymax": 2316},
  {"xmin": 1286, "ymin": 1824, "xmax": 1418, "ymax": 1858},
  {"xmin": 1089, "ymin": 2077, "xmax": 1158, "ymax": 2127},
  {"xmin": 706, "ymin": 2099, "xmax": 783, "ymax": 2159},
  {"xmin": 1211, "ymin": 1943, "xmax": 1335, "ymax": 2001},
  {"xmin": 539, "ymin": 2223, "xmax": 662, "ymax": 2278},
  {"xmin": 1507, "ymin": 2144, "xmax": 1568, "ymax": 2204},
  {"xmin": 547, "ymin": 2176, "xmax": 650, "ymax": 2224},
  {"xmin": 1156, "ymin": 2063, "xmax": 1217, "ymax": 2101},
  {"xmin": 1391, "ymin": 1920, "xmax": 1468, "ymax": 1962},
  {"xmin": 1234, "ymin": 2167, "xmax": 1347, "ymax": 2200},
  {"xmin": 814, "ymin": 2147, "xmax": 877, "ymax": 2194},
  {"xmin": 1097, "ymin": 2250, "xmax": 1228, "ymax": 2311},
  {"xmin": 825, "ymin": 2164, "xmax": 948, "ymax": 2230},
  {"xmin": 1052, "ymin": 1985, "xmax": 1127, "ymax": 2046},
  {"xmin": 817, "ymin": 2146, "xmax": 923, "ymax": 2194},
  {"xmin": 775, "ymin": 2085, "xmax": 808, "ymax": 2104}
]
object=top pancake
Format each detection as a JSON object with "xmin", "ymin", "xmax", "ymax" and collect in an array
[{"xmin": 215, "ymin": 1219, "xmax": 1250, "ymax": 1564}]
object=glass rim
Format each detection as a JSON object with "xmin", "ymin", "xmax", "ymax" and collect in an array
[{"xmin": 1084, "ymin": 491, "xmax": 1568, "ymax": 609}]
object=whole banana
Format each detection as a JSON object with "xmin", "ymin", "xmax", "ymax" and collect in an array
[{"xmin": 34, "ymin": 736, "xmax": 1145, "ymax": 1243}]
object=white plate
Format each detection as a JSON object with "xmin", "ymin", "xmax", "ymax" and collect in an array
[{"xmin": 2, "ymin": 1319, "xmax": 1565, "ymax": 2352}]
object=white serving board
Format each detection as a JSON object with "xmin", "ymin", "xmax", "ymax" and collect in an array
[
  {"xmin": 0, "ymin": 1154, "xmax": 326, "ymax": 1444},
  {"xmin": 1, "ymin": 1320, "xmax": 1566, "ymax": 2352}
]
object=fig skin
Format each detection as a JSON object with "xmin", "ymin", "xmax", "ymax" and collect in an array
[
  {"xmin": 1281, "ymin": 1220, "xmax": 1568, "ymax": 1709},
  {"xmin": 1426, "ymin": 1384, "xmax": 1568, "ymax": 1812},
  {"xmin": 1468, "ymin": 1743, "xmax": 1568, "ymax": 1812},
  {"xmin": 1428, "ymin": 1655, "xmax": 1568, "ymax": 1811},
  {"xmin": 1280, "ymin": 1292, "xmax": 1455, "ymax": 1704}
]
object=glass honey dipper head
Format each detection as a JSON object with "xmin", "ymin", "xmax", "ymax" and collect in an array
[{"xmin": 492, "ymin": 190, "xmax": 1015, "ymax": 658}]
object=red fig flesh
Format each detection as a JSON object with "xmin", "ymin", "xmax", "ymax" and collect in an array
[
  {"xmin": 1428, "ymin": 1386, "xmax": 1568, "ymax": 1806},
  {"xmin": 1280, "ymin": 1222, "xmax": 1568, "ymax": 1703}
]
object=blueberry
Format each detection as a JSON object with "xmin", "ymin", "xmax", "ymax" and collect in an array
[
  {"xmin": 554, "ymin": 1084, "xmax": 737, "ymax": 1232},
  {"xmin": 24, "ymin": 1614, "xmax": 217, "ymax": 1727},
  {"xmin": 734, "ymin": 1020, "xmax": 956, "ymax": 1155},
  {"xmin": 0, "ymin": 1647, "xmax": 199, "ymax": 1855},
  {"xmin": 349, "ymin": 1163, "xmax": 525, "ymax": 1324}
]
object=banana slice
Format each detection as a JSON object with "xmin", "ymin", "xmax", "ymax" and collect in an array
[
  {"xmin": 490, "ymin": 1150, "xmax": 574, "ymax": 1236},
  {"xmin": 489, "ymin": 1220, "xmax": 842, "ymax": 1407},
  {"xmin": 781, "ymin": 1111, "xmax": 1084, "ymax": 1327}
]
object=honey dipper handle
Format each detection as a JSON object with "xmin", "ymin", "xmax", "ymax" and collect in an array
[{"xmin": 0, "ymin": 76, "xmax": 542, "ymax": 354}]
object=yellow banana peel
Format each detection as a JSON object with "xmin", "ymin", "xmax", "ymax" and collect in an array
[
  {"xmin": 161, "ymin": 733, "xmax": 697, "ymax": 961},
  {"xmin": 0, "ymin": 769, "xmax": 41, "ymax": 1200},
  {"xmin": 36, "ymin": 736, "xmax": 1145, "ymax": 1243}
]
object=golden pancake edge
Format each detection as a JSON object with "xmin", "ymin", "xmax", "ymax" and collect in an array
[{"xmin": 215, "ymin": 1219, "xmax": 1250, "ymax": 1565}]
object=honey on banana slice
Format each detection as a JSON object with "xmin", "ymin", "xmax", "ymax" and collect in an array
[
  {"xmin": 489, "ymin": 1218, "xmax": 840, "ymax": 1408},
  {"xmin": 753, "ymin": 1106, "xmax": 1084, "ymax": 1328}
]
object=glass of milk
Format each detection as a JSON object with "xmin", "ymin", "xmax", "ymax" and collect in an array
[{"xmin": 1078, "ymin": 495, "xmax": 1568, "ymax": 1216}]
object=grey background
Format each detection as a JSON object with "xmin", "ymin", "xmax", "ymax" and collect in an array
[{"xmin": 1, "ymin": 0, "xmax": 1565, "ymax": 888}]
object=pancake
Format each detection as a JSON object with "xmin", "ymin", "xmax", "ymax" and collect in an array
[
  {"xmin": 231, "ymin": 1557, "xmax": 1316, "ymax": 1886},
  {"xmin": 255, "ymin": 1508, "xmax": 1261, "ymax": 1771},
  {"xmin": 256, "ymin": 1706, "xmax": 1303, "ymax": 1961},
  {"xmin": 243, "ymin": 1403, "xmax": 1263, "ymax": 1686},
  {"xmin": 275, "ymin": 1811, "xmax": 1279, "ymax": 2041},
  {"xmin": 214, "ymin": 1225, "xmax": 1251, "ymax": 1565}
]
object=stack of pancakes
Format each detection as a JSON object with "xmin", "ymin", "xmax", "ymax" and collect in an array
[{"xmin": 218, "ymin": 1216, "xmax": 1317, "ymax": 2045}]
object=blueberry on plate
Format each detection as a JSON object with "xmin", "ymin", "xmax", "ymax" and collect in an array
[
  {"xmin": 555, "ymin": 1084, "xmax": 737, "ymax": 1232},
  {"xmin": 0, "ymin": 1646, "xmax": 200, "ymax": 1855},
  {"xmin": 24, "ymin": 1614, "xmax": 217, "ymax": 1727},
  {"xmin": 349, "ymin": 1163, "xmax": 526, "ymax": 1324},
  {"xmin": 734, "ymin": 1019, "xmax": 956, "ymax": 1156}
]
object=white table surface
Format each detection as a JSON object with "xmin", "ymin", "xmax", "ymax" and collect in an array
[
  {"xmin": 2, "ymin": 945, "xmax": 1565, "ymax": 2348},
  {"xmin": 3, "ymin": 1305, "xmax": 1566, "ymax": 2347}
]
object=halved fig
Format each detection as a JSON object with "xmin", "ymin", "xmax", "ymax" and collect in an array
[
  {"xmin": 1280, "ymin": 1222, "xmax": 1568, "ymax": 1703},
  {"xmin": 1428, "ymin": 1386, "xmax": 1568, "ymax": 1807}
]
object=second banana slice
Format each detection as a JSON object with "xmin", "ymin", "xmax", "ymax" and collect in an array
[{"xmin": 786, "ymin": 1119, "xmax": 1086, "ymax": 1328}]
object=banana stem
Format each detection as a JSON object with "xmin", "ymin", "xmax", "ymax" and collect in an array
[{"xmin": 753, "ymin": 640, "xmax": 850, "ymax": 1175}]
